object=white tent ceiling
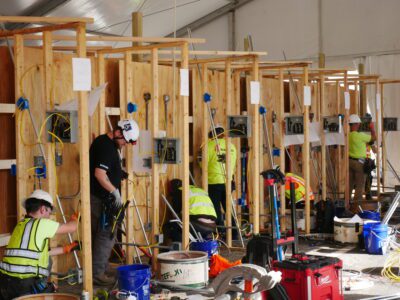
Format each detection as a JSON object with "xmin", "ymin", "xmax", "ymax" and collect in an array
[{"xmin": 0, "ymin": 0, "xmax": 231, "ymax": 39}]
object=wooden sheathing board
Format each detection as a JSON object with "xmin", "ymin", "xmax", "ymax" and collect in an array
[
  {"xmin": 0, "ymin": 47, "xmax": 17, "ymax": 241},
  {"xmin": 16, "ymin": 47, "xmax": 98, "ymax": 274},
  {"xmin": 259, "ymin": 77, "xmax": 281, "ymax": 228},
  {"xmin": 123, "ymin": 61, "xmax": 180, "ymax": 248}
]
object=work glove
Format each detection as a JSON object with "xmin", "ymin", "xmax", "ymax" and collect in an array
[
  {"xmin": 63, "ymin": 241, "xmax": 81, "ymax": 254},
  {"xmin": 70, "ymin": 211, "xmax": 80, "ymax": 222},
  {"xmin": 110, "ymin": 189, "xmax": 122, "ymax": 206},
  {"xmin": 121, "ymin": 170, "xmax": 129, "ymax": 180}
]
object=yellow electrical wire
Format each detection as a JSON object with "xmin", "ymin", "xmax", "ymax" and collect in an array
[{"xmin": 19, "ymin": 64, "xmax": 42, "ymax": 98}]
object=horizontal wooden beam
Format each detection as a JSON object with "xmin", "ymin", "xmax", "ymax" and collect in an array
[
  {"xmin": 156, "ymin": 50, "xmax": 267, "ymax": 57},
  {"xmin": 0, "ymin": 159, "xmax": 16, "ymax": 170},
  {"xmin": 0, "ymin": 103, "xmax": 15, "ymax": 114},
  {"xmin": 366, "ymin": 79, "xmax": 400, "ymax": 85},
  {"xmin": 0, "ymin": 16, "xmax": 94, "ymax": 24},
  {"xmin": 97, "ymin": 41, "xmax": 186, "ymax": 54},
  {"xmin": 0, "ymin": 22, "xmax": 80, "ymax": 38},
  {"xmin": 30, "ymin": 45, "xmax": 113, "ymax": 52},
  {"xmin": 4, "ymin": 34, "xmax": 205, "ymax": 44}
]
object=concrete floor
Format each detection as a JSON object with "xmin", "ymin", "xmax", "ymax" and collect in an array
[{"xmin": 58, "ymin": 236, "xmax": 400, "ymax": 299}]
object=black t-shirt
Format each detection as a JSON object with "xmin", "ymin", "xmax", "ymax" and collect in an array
[{"xmin": 90, "ymin": 134, "xmax": 122, "ymax": 199}]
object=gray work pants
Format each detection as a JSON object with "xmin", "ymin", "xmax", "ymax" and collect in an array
[
  {"xmin": 91, "ymin": 194, "xmax": 116, "ymax": 275},
  {"xmin": 349, "ymin": 159, "xmax": 366, "ymax": 207}
]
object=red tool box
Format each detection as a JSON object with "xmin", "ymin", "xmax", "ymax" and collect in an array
[{"xmin": 272, "ymin": 254, "xmax": 343, "ymax": 300}]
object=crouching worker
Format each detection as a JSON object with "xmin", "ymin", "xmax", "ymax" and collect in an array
[
  {"xmin": 284, "ymin": 172, "xmax": 315, "ymax": 207},
  {"xmin": 0, "ymin": 190, "xmax": 79, "ymax": 300},
  {"xmin": 164, "ymin": 179, "xmax": 217, "ymax": 242}
]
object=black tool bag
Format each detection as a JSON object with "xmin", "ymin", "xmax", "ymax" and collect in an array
[
  {"xmin": 363, "ymin": 158, "xmax": 376, "ymax": 174},
  {"xmin": 242, "ymin": 235, "xmax": 274, "ymax": 268}
]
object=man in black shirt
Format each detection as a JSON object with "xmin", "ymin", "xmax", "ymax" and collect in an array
[{"xmin": 90, "ymin": 119, "xmax": 139, "ymax": 285}]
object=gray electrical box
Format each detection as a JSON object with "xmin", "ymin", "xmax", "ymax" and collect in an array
[
  {"xmin": 285, "ymin": 116, "xmax": 304, "ymax": 135},
  {"xmin": 227, "ymin": 115, "xmax": 251, "ymax": 138},
  {"xmin": 384, "ymin": 118, "xmax": 398, "ymax": 131},
  {"xmin": 323, "ymin": 116, "xmax": 342, "ymax": 133},
  {"xmin": 154, "ymin": 138, "xmax": 181, "ymax": 164},
  {"xmin": 46, "ymin": 110, "xmax": 78, "ymax": 143}
]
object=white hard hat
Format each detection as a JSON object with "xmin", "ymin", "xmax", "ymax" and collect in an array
[
  {"xmin": 117, "ymin": 119, "xmax": 140, "ymax": 144},
  {"xmin": 349, "ymin": 114, "xmax": 361, "ymax": 124},
  {"xmin": 23, "ymin": 189, "xmax": 54, "ymax": 209}
]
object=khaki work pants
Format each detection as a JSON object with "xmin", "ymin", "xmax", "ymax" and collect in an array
[{"xmin": 349, "ymin": 159, "xmax": 366, "ymax": 207}]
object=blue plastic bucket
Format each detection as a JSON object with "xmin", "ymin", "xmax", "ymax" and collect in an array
[
  {"xmin": 359, "ymin": 210, "xmax": 380, "ymax": 221},
  {"xmin": 117, "ymin": 264, "xmax": 151, "ymax": 299},
  {"xmin": 366, "ymin": 223, "xmax": 389, "ymax": 255},
  {"xmin": 190, "ymin": 240, "xmax": 218, "ymax": 258}
]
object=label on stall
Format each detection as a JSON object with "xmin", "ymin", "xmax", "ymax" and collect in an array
[
  {"xmin": 303, "ymin": 86, "xmax": 311, "ymax": 106},
  {"xmin": 344, "ymin": 91, "xmax": 350, "ymax": 110}
]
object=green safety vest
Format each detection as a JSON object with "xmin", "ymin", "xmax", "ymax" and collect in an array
[
  {"xmin": 284, "ymin": 173, "xmax": 315, "ymax": 203},
  {"xmin": 187, "ymin": 186, "xmax": 217, "ymax": 218},
  {"xmin": 207, "ymin": 139, "xmax": 237, "ymax": 184},
  {"xmin": 0, "ymin": 218, "xmax": 50, "ymax": 279}
]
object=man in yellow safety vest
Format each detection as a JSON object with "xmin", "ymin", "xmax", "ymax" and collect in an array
[
  {"xmin": 206, "ymin": 125, "xmax": 237, "ymax": 236},
  {"xmin": 165, "ymin": 179, "xmax": 217, "ymax": 241},
  {"xmin": 0, "ymin": 190, "xmax": 79, "ymax": 300}
]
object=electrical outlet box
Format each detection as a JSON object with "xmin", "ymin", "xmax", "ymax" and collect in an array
[
  {"xmin": 155, "ymin": 234, "xmax": 164, "ymax": 244},
  {"xmin": 46, "ymin": 110, "xmax": 78, "ymax": 143},
  {"xmin": 227, "ymin": 115, "xmax": 251, "ymax": 138},
  {"xmin": 384, "ymin": 117, "xmax": 398, "ymax": 131},
  {"xmin": 68, "ymin": 268, "xmax": 83, "ymax": 285},
  {"xmin": 285, "ymin": 116, "xmax": 304, "ymax": 135},
  {"xmin": 323, "ymin": 116, "xmax": 342, "ymax": 133},
  {"xmin": 359, "ymin": 116, "xmax": 372, "ymax": 132},
  {"xmin": 154, "ymin": 138, "xmax": 181, "ymax": 164}
]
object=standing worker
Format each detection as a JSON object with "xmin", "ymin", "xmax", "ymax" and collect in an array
[
  {"xmin": 206, "ymin": 125, "xmax": 237, "ymax": 238},
  {"xmin": 348, "ymin": 114, "xmax": 376, "ymax": 210},
  {"xmin": 0, "ymin": 190, "xmax": 79, "ymax": 300},
  {"xmin": 90, "ymin": 119, "xmax": 139, "ymax": 286}
]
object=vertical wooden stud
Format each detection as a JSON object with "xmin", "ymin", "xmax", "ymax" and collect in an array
[
  {"xmin": 98, "ymin": 53, "xmax": 106, "ymax": 134},
  {"xmin": 278, "ymin": 69, "xmax": 286, "ymax": 231},
  {"xmin": 14, "ymin": 34, "xmax": 25, "ymax": 220},
  {"xmin": 320, "ymin": 73, "xmax": 327, "ymax": 201},
  {"xmin": 303, "ymin": 67, "xmax": 310, "ymax": 233},
  {"xmin": 381, "ymin": 83, "xmax": 386, "ymax": 192},
  {"xmin": 344, "ymin": 72, "xmax": 350, "ymax": 207},
  {"xmin": 251, "ymin": 56, "xmax": 260, "ymax": 234},
  {"xmin": 180, "ymin": 42, "xmax": 190, "ymax": 250},
  {"xmin": 131, "ymin": 12, "xmax": 143, "ymax": 62},
  {"xmin": 225, "ymin": 60, "xmax": 232, "ymax": 246},
  {"xmin": 151, "ymin": 48, "xmax": 160, "ymax": 266},
  {"xmin": 76, "ymin": 22, "xmax": 93, "ymax": 297},
  {"xmin": 376, "ymin": 79, "xmax": 381, "ymax": 196},
  {"xmin": 124, "ymin": 52, "xmax": 135, "ymax": 264},
  {"xmin": 201, "ymin": 64, "xmax": 209, "ymax": 191}
]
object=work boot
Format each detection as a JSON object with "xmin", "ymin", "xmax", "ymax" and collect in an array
[{"xmin": 93, "ymin": 273, "xmax": 115, "ymax": 286}]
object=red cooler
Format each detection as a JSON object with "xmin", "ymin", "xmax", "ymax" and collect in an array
[{"xmin": 272, "ymin": 255, "xmax": 343, "ymax": 300}]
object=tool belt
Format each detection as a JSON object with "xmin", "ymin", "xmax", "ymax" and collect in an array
[
  {"xmin": 363, "ymin": 158, "xmax": 376, "ymax": 174},
  {"xmin": 101, "ymin": 194, "xmax": 124, "ymax": 230}
]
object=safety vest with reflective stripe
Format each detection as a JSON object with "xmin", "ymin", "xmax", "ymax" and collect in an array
[
  {"xmin": 186, "ymin": 186, "xmax": 217, "ymax": 218},
  {"xmin": 284, "ymin": 173, "xmax": 315, "ymax": 203},
  {"xmin": 0, "ymin": 218, "xmax": 50, "ymax": 279},
  {"xmin": 207, "ymin": 139, "xmax": 237, "ymax": 184}
]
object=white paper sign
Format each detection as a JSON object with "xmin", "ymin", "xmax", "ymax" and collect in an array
[
  {"xmin": 180, "ymin": 68, "xmax": 189, "ymax": 96},
  {"xmin": 250, "ymin": 81, "xmax": 260, "ymax": 104},
  {"xmin": 344, "ymin": 92, "xmax": 350, "ymax": 110},
  {"xmin": 376, "ymin": 93, "xmax": 381, "ymax": 111},
  {"xmin": 72, "ymin": 58, "xmax": 91, "ymax": 91},
  {"xmin": 303, "ymin": 86, "xmax": 311, "ymax": 106}
]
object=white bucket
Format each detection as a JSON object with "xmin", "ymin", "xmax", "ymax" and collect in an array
[
  {"xmin": 334, "ymin": 218, "xmax": 363, "ymax": 243},
  {"xmin": 285, "ymin": 209, "xmax": 316, "ymax": 231},
  {"xmin": 157, "ymin": 251, "xmax": 208, "ymax": 288}
]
